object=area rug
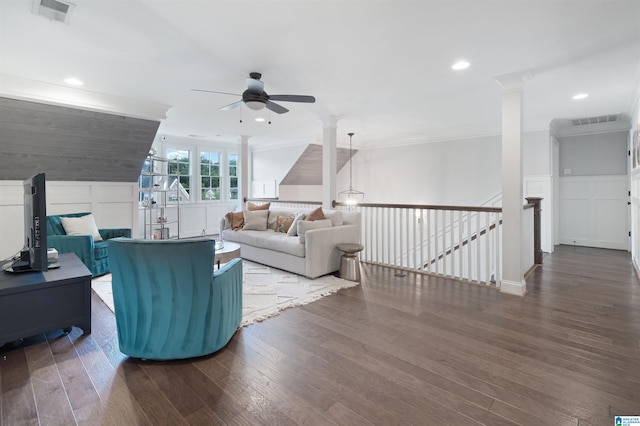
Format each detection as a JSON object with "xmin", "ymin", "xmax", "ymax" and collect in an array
[{"xmin": 91, "ymin": 260, "xmax": 359, "ymax": 327}]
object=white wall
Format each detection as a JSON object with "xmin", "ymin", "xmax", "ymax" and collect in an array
[
  {"xmin": 349, "ymin": 135, "xmax": 503, "ymax": 205},
  {"xmin": 559, "ymin": 131, "xmax": 628, "ymax": 176},
  {"xmin": 279, "ymin": 185, "xmax": 322, "ymax": 201},
  {"xmin": 251, "ymin": 144, "xmax": 308, "ymax": 198},
  {"xmin": 0, "ymin": 180, "xmax": 138, "ymax": 260},
  {"xmin": 523, "ymin": 129, "xmax": 552, "ymax": 175}
]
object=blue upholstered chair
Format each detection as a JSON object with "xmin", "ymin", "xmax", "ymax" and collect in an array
[
  {"xmin": 108, "ymin": 238, "xmax": 243, "ymax": 360},
  {"xmin": 46, "ymin": 212, "xmax": 131, "ymax": 277}
]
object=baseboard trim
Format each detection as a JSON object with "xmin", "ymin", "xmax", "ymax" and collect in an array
[{"xmin": 500, "ymin": 279, "xmax": 527, "ymax": 296}]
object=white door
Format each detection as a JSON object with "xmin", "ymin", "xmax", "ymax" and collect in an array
[{"xmin": 559, "ymin": 175, "xmax": 628, "ymax": 250}]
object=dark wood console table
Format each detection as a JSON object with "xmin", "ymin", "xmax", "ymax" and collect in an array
[{"xmin": 0, "ymin": 253, "xmax": 92, "ymax": 346}]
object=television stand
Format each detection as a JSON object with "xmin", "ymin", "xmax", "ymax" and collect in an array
[{"xmin": 0, "ymin": 253, "xmax": 92, "ymax": 347}]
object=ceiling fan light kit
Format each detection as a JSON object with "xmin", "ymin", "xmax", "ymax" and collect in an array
[
  {"xmin": 193, "ymin": 72, "xmax": 316, "ymax": 115},
  {"xmin": 245, "ymin": 100, "xmax": 265, "ymax": 111}
]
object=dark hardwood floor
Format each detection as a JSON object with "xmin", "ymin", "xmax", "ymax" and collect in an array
[{"xmin": 2, "ymin": 245, "xmax": 639, "ymax": 425}]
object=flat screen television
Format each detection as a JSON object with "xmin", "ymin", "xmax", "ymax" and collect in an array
[{"xmin": 4, "ymin": 173, "xmax": 48, "ymax": 273}]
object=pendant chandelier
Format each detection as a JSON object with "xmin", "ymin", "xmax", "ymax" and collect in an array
[{"xmin": 338, "ymin": 132, "xmax": 365, "ymax": 207}]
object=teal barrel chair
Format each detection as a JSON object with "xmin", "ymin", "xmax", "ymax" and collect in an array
[
  {"xmin": 108, "ymin": 238, "xmax": 243, "ymax": 360},
  {"xmin": 46, "ymin": 212, "xmax": 131, "ymax": 277}
]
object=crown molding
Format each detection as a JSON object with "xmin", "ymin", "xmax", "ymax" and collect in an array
[{"xmin": 0, "ymin": 74, "xmax": 170, "ymax": 121}]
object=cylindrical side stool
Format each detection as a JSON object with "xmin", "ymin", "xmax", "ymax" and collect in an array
[{"xmin": 336, "ymin": 243, "xmax": 364, "ymax": 282}]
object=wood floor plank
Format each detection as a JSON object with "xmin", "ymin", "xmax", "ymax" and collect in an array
[
  {"xmin": 169, "ymin": 362, "xmax": 265, "ymax": 425},
  {"xmin": 117, "ymin": 361, "xmax": 188, "ymax": 425},
  {"xmin": 250, "ymin": 312, "xmax": 484, "ymax": 426},
  {"xmin": 70, "ymin": 306, "xmax": 152, "ymax": 426},
  {"xmin": 47, "ymin": 329, "xmax": 102, "ymax": 415},
  {"xmin": 138, "ymin": 361, "xmax": 207, "ymax": 419},
  {"xmin": 1, "ymin": 343, "xmax": 39, "ymax": 425},
  {"xmin": 197, "ymin": 351, "xmax": 331, "ymax": 426},
  {"xmin": 24, "ymin": 331, "xmax": 77, "ymax": 425},
  {"xmin": 222, "ymin": 331, "xmax": 343, "ymax": 419},
  {"xmin": 325, "ymin": 401, "xmax": 374, "ymax": 426},
  {"xmin": 241, "ymin": 324, "xmax": 416, "ymax": 425},
  {"xmin": 295, "ymin": 294, "xmax": 581, "ymax": 426}
]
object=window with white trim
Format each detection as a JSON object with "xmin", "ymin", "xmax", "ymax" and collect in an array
[
  {"xmin": 167, "ymin": 148, "xmax": 191, "ymax": 202},
  {"xmin": 200, "ymin": 151, "xmax": 221, "ymax": 201},
  {"xmin": 229, "ymin": 153, "xmax": 238, "ymax": 200}
]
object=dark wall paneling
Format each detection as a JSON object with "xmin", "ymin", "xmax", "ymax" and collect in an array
[
  {"xmin": 280, "ymin": 144, "xmax": 355, "ymax": 185},
  {"xmin": 0, "ymin": 97, "xmax": 160, "ymax": 182}
]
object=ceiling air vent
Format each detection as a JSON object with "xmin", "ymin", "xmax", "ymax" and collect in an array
[
  {"xmin": 570, "ymin": 114, "xmax": 621, "ymax": 126},
  {"xmin": 32, "ymin": 0, "xmax": 75, "ymax": 24}
]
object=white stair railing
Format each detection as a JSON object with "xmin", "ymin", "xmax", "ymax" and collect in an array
[
  {"xmin": 245, "ymin": 197, "xmax": 540, "ymax": 289},
  {"xmin": 353, "ymin": 203, "xmax": 503, "ymax": 287}
]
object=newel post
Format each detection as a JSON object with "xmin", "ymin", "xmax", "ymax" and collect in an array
[{"xmin": 525, "ymin": 197, "xmax": 543, "ymax": 265}]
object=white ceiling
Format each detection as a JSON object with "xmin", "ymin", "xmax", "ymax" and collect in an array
[{"xmin": 1, "ymin": 0, "xmax": 639, "ymax": 149}]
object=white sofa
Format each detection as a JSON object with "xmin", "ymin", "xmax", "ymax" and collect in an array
[{"xmin": 220, "ymin": 207, "xmax": 360, "ymax": 278}]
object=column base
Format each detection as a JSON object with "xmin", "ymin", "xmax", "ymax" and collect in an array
[{"xmin": 500, "ymin": 279, "xmax": 527, "ymax": 296}]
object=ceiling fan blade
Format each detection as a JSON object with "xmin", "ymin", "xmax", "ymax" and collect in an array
[
  {"xmin": 220, "ymin": 100, "xmax": 244, "ymax": 111},
  {"xmin": 246, "ymin": 77, "xmax": 264, "ymax": 94},
  {"xmin": 191, "ymin": 89, "xmax": 240, "ymax": 96},
  {"xmin": 265, "ymin": 101, "xmax": 289, "ymax": 114},
  {"xmin": 269, "ymin": 94, "xmax": 316, "ymax": 103}
]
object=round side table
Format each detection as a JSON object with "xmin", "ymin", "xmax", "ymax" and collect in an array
[
  {"xmin": 336, "ymin": 243, "xmax": 364, "ymax": 282},
  {"xmin": 214, "ymin": 241, "xmax": 241, "ymax": 270}
]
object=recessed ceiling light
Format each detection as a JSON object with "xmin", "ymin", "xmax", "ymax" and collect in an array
[
  {"xmin": 572, "ymin": 93, "xmax": 589, "ymax": 100},
  {"xmin": 64, "ymin": 77, "xmax": 84, "ymax": 86},
  {"xmin": 255, "ymin": 117, "xmax": 265, "ymax": 122},
  {"xmin": 451, "ymin": 60, "xmax": 470, "ymax": 71}
]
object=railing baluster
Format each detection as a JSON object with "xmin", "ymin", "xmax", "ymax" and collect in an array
[
  {"xmin": 433, "ymin": 210, "xmax": 440, "ymax": 274},
  {"xmin": 449, "ymin": 210, "xmax": 455, "ymax": 278},
  {"xmin": 458, "ymin": 210, "xmax": 463, "ymax": 280},
  {"xmin": 466, "ymin": 211, "xmax": 472, "ymax": 282},
  {"xmin": 485, "ymin": 212, "xmax": 490, "ymax": 285},
  {"xmin": 426, "ymin": 209, "xmax": 431, "ymax": 274},
  {"xmin": 476, "ymin": 212, "xmax": 481, "ymax": 283},
  {"xmin": 419, "ymin": 209, "xmax": 424, "ymax": 273},
  {"xmin": 496, "ymin": 211, "xmax": 502, "ymax": 288}
]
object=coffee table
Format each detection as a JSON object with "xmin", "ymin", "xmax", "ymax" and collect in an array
[{"xmin": 214, "ymin": 241, "xmax": 241, "ymax": 270}]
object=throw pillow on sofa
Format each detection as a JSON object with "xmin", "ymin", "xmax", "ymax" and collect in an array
[
  {"xmin": 247, "ymin": 201, "xmax": 270, "ymax": 211},
  {"xmin": 276, "ymin": 216, "xmax": 294, "ymax": 233},
  {"xmin": 60, "ymin": 214, "xmax": 103, "ymax": 241},
  {"xmin": 297, "ymin": 218, "xmax": 332, "ymax": 243},
  {"xmin": 225, "ymin": 211, "xmax": 245, "ymax": 230},
  {"xmin": 324, "ymin": 210, "xmax": 344, "ymax": 226},
  {"xmin": 243, "ymin": 209, "xmax": 269, "ymax": 230},
  {"xmin": 305, "ymin": 207, "xmax": 326, "ymax": 221},
  {"xmin": 287, "ymin": 213, "xmax": 306, "ymax": 236},
  {"xmin": 267, "ymin": 210, "xmax": 296, "ymax": 230}
]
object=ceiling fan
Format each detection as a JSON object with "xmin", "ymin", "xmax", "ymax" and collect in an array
[{"xmin": 192, "ymin": 72, "xmax": 316, "ymax": 114}]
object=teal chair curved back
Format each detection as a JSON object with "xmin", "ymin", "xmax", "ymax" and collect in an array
[{"xmin": 108, "ymin": 238, "xmax": 242, "ymax": 360}]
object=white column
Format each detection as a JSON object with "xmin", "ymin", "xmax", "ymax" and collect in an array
[
  {"xmin": 322, "ymin": 115, "xmax": 338, "ymax": 209},
  {"xmin": 497, "ymin": 71, "xmax": 531, "ymax": 296},
  {"xmin": 238, "ymin": 135, "xmax": 249, "ymax": 208}
]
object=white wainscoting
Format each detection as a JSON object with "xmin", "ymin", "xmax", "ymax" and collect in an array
[
  {"xmin": 559, "ymin": 175, "xmax": 629, "ymax": 250},
  {"xmin": 0, "ymin": 180, "xmax": 138, "ymax": 260}
]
